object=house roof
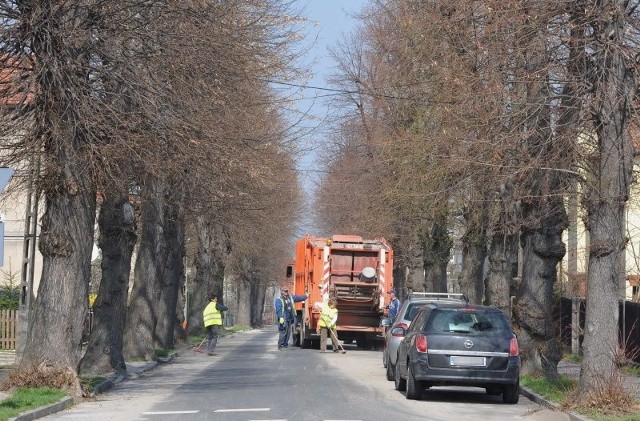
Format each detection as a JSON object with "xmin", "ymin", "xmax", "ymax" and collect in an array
[{"xmin": 0, "ymin": 55, "xmax": 33, "ymax": 106}]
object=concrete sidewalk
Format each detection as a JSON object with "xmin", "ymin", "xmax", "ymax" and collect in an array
[{"xmin": 2, "ymin": 343, "xmax": 192, "ymax": 421}]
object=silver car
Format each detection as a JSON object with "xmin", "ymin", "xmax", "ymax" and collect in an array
[{"xmin": 382, "ymin": 292, "xmax": 467, "ymax": 381}]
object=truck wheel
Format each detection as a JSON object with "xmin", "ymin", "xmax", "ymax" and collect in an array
[
  {"xmin": 300, "ymin": 327, "xmax": 308, "ymax": 349},
  {"xmin": 356, "ymin": 337, "xmax": 368, "ymax": 349}
]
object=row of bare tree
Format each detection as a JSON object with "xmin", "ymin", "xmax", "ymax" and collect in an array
[
  {"xmin": 316, "ymin": 0, "xmax": 639, "ymax": 404},
  {"xmin": 0, "ymin": 0, "xmax": 305, "ymax": 394}
]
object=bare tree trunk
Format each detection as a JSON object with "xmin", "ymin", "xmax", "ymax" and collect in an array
[
  {"xmin": 402, "ymin": 233, "xmax": 426, "ymax": 294},
  {"xmin": 124, "ymin": 176, "xmax": 166, "ymax": 360},
  {"xmin": 155, "ymin": 200, "xmax": 184, "ymax": 349},
  {"xmin": 188, "ymin": 216, "xmax": 212, "ymax": 335},
  {"xmin": 80, "ymin": 194, "xmax": 136, "ymax": 376},
  {"xmin": 250, "ymin": 277, "xmax": 266, "ymax": 327},
  {"xmin": 16, "ymin": 1, "xmax": 96, "ymax": 394},
  {"xmin": 515, "ymin": 198, "xmax": 567, "ymax": 379},
  {"xmin": 485, "ymin": 228, "xmax": 518, "ymax": 313},
  {"xmin": 236, "ymin": 276, "xmax": 252, "ymax": 326},
  {"xmin": 423, "ymin": 215, "xmax": 452, "ymax": 292},
  {"xmin": 188, "ymin": 220, "xmax": 229, "ymax": 333},
  {"xmin": 457, "ymin": 202, "xmax": 488, "ymax": 304},
  {"xmin": 578, "ymin": 1, "xmax": 636, "ymax": 395},
  {"xmin": 21, "ymin": 149, "xmax": 97, "ymax": 388}
]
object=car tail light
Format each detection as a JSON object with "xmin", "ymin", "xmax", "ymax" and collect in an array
[
  {"xmin": 391, "ymin": 323, "xmax": 408, "ymax": 337},
  {"xmin": 416, "ymin": 334, "xmax": 428, "ymax": 353},
  {"xmin": 509, "ymin": 337, "xmax": 519, "ymax": 357}
]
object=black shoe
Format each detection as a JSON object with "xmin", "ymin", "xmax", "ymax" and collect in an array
[
  {"xmin": 333, "ymin": 349, "xmax": 339, "ymax": 353},
  {"xmin": 207, "ymin": 353, "xmax": 217, "ymax": 356}
]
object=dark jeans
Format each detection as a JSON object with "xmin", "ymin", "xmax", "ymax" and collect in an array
[
  {"xmin": 278, "ymin": 320, "xmax": 292, "ymax": 349},
  {"xmin": 206, "ymin": 325, "xmax": 220, "ymax": 353}
]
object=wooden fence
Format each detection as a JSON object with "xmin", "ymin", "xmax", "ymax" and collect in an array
[{"xmin": 0, "ymin": 309, "xmax": 16, "ymax": 350}]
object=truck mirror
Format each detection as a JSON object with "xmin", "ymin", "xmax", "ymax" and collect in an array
[{"xmin": 286, "ymin": 265, "xmax": 292, "ymax": 278}]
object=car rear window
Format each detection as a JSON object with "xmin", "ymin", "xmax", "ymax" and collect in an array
[
  {"xmin": 424, "ymin": 309, "xmax": 511, "ymax": 336},
  {"xmin": 404, "ymin": 303, "xmax": 424, "ymax": 321}
]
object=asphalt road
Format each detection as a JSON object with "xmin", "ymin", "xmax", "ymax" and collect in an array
[{"xmin": 40, "ymin": 328, "xmax": 569, "ymax": 421}]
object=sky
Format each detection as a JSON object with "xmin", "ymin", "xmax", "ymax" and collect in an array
[{"xmin": 292, "ymin": 0, "xmax": 369, "ymax": 235}]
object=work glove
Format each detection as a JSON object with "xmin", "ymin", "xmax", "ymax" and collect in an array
[{"xmin": 279, "ymin": 317, "xmax": 284, "ymax": 325}]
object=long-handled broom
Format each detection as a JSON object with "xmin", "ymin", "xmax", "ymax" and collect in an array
[{"xmin": 330, "ymin": 329, "xmax": 346, "ymax": 354}]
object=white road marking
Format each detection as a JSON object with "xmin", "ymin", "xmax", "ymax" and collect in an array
[
  {"xmin": 143, "ymin": 410, "xmax": 200, "ymax": 415},
  {"xmin": 214, "ymin": 408, "xmax": 271, "ymax": 413}
]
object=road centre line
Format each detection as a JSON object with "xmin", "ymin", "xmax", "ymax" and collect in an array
[
  {"xmin": 214, "ymin": 408, "xmax": 271, "ymax": 413},
  {"xmin": 143, "ymin": 410, "xmax": 200, "ymax": 415}
]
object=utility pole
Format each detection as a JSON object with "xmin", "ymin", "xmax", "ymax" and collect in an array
[
  {"xmin": 17, "ymin": 160, "xmax": 38, "ymax": 361},
  {"xmin": 567, "ymin": 186, "xmax": 580, "ymax": 355}
]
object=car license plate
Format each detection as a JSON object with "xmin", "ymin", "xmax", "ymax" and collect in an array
[{"xmin": 450, "ymin": 356, "xmax": 486, "ymax": 367}]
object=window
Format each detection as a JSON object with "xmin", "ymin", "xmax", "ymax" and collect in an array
[
  {"xmin": 409, "ymin": 308, "xmax": 430, "ymax": 333},
  {"xmin": 425, "ymin": 309, "xmax": 511, "ymax": 336},
  {"xmin": 405, "ymin": 303, "xmax": 425, "ymax": 321}
]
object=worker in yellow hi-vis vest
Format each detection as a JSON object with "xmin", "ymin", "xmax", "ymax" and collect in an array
[
  {"xmin": 315, "ymin": 299, "xmax": 340, "ymax": 353},
  {"xmin": 203, "ymin": 293, "xmax": 228, "ymax": 356}
]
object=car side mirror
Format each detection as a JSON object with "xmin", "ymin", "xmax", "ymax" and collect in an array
[
  {"xmin": 381, "ymin": 318, "xmax": 392, "ymax": 327},
  {"xmin": 390, "ymin": 326, "xmax": 405, "ymax": 336}
]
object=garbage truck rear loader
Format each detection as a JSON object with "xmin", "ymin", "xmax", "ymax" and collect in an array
[{"xmin": 289, "ymin": 234, "xmax": 394, "ymax": 349}]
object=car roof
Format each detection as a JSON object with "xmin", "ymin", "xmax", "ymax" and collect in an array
[
  {"xmin": 405, "ymin": 292, "xmax": 468, "ymax": 303},
  {"xmin": 424, "ymin": 302, "xmax": 503, "ymax": 312}
]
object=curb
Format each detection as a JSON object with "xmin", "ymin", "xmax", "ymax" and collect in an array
[
  {"xmin": 9, "ymin": 354, "xmax": 176, "ymax": 420},
  {"xmin": 8, "ymin": 396, "xmax": 74, "ymax": 421},
  {"xmin": 520, "ymin": 386, "xmax": 593, "ymax": 421},
  {"xmin": 89, "ymin": 359, "xmax": 162, "ymax": 397}
]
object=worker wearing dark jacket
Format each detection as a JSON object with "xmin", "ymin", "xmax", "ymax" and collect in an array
[
  {"xmin": 203, "ymin": 293, "xmax": 228, "ymax": 356},
  {"xmin": 275, "ymin": 287, "xmax": 308, "ymax": 350}
]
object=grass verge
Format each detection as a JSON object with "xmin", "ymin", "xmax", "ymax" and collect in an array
[
  {"xmin": 522, "ymin": 371, "xmax": 640, "ymax": 421},
  {"xmin": 80, "ymin": 376, "xmax": 106, "ymax": 391},
  {"xmin": 0, "ymin": 387, "xmax": 67, "ymax": 421},
  {"xmin": 521, "ymin": 374, "xmax": 576, "ymax": 403},
  {"xmin": 154, "ymin": 348, "xmax": 170, "ymax": 358}
]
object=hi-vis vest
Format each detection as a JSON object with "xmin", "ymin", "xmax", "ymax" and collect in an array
[
  {"xmin": 318, "ymin": 303, "xmax": 338, "ymax": 328},
  {"xmin": 203, "ymin": 301, "xmax": 222, "ymax": 327}
]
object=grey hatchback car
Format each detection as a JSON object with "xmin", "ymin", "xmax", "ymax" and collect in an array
[
  {"xmin": 382, "ymin": 292, "xmax": 468, "ymax": 382},
  {"xmin": 393, "ymin": 302, "xmax": 520, "ymax": 403}
]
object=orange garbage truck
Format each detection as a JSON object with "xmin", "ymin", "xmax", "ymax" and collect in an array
[{"xmin": 288, "ymin": 234, "xmax": 394, "ymax": 349}]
